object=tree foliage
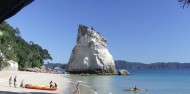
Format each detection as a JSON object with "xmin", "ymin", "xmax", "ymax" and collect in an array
[
  {"xmin": 178, "ymin": 0, "xmax": 190, "ymax": 8},
  {"xmin": 0, "ymin": 21, "xmax": 52, "ymax": 69}
]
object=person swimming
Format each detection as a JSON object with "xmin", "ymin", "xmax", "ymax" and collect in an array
[{"xmin": 134, "ymin": 86, "xmax": 139, "ymax": 90}]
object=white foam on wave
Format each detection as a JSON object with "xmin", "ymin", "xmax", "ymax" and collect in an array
[{"xmin": 78, "ymin": 80, "xmax": 83, "ymax": 83}]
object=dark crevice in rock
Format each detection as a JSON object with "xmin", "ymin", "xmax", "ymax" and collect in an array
[{"xmin": 78, "ymin": 24, "xmax": 88, "ymax": 36}]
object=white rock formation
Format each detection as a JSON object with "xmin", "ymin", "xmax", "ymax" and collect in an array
[
  {"xmin": 2, "ymin": 60, "xmax": 18, "ymax": 71},
  {"xmin": 0, "ymin": 50, "xmax": 18, "ymax": 71},
  {"xmin": 66, "ymin": 25, "xmax": 115, "ymax": 73},
  {"xmin": 0, "ymin": 50, "xmax": 5, "ymax": 61},
  {"xmin": 118, "ymin": 69, "xmax": 130, "ymax": 75}
]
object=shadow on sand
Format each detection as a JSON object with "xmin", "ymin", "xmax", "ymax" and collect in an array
[{"xmin": 0, "ymin": 91, "xmax": 54, "ymax": 94}]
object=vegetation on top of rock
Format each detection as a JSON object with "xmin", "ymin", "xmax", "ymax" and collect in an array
[
  {"xmin": 178, "ymin": 0, "xmax": 190, "ymax": 8},
  {"xmin": 0, "ymin": 21, "xmax": 52, "ymax": 70}
]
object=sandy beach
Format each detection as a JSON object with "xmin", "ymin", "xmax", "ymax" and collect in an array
[{"xmin": 0, "ymin": 71, "xmax": 95, "ymax": 94}]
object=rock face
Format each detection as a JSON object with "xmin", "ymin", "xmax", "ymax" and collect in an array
[
  {"xmin": 66, "ymin": 25, "xmax": 115, "ymax": 74},
  {"xmin": 118, "ymin": 69, "xmax": 130, "ymax": 75},
  {"xmin": 22, "ymin": 66, "xmax": 62, "ymax": 74},
  {"xmin": 3, "ymin": 60, "xmax": 18, "ymax": 71},
  {"xmin": 0, "ymin": 50, "xmax": 18, "ymax": 71},
  {"xmin": 0, "ymin": 50, "xmax": 5, "ymax": 61}
]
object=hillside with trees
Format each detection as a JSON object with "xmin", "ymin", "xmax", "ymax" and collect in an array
[
  {"xmin": 115, "ymin": 60, "xmax": 190, "ymax": 70},
  {"xmin": 0, "ymin": 21, "xmax": 52, "ymax": 70}
]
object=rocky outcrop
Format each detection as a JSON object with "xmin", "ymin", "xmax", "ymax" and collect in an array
[
  {"xmin": 118, "ymin": 69, "xmax": 130, "ymax": 75},
  {"xmin": 22, "ymin": 66, "xmax": 63, "ymax": 74},
  {"xmin": 44, "ymin": 63, "xmax": 66, "ymax": 69},
  {"xmin": 23, "ymin": 66, "xmax": 51, "ymax": 73},
  {"xmin": 4, "ymin": 60, "xmax": 18, "ymax": 71},
  {"xmin": 0, "ymin": 50, "xmax": 18, "ymax": 71},
  {"xmin": 0, "ymin": 0, "xmax": 34, "ymax": 23},
  {"xmin": 66, "ymin": 25, "xmax": 116, "ymax": 74},
  {"xmin": 0, "ymin": 50, "xmax": 5, "ymax": 61}
]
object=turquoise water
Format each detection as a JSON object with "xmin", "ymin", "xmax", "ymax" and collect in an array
[{"xmin": 71, "ymin": 69, "xmax": 190, "ymax": 94}]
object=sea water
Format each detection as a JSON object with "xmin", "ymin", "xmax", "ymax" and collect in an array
[{"xmin": 70, "ymin": 69, "xmax": 190, "ymax": 94}]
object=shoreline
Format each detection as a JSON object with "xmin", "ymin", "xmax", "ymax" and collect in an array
[
  {"xmin": 64, "ymin": 75, "xmax": 96, "ymax": 94},
  {"xmin": 0, "ymin": 71, "xmax": 95, "ymax": 94}
]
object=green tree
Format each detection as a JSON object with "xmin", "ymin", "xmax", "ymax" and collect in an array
[
  {"xmin": 0, "ymin": 21, "xmax": 53, "ymax": 69},
  {"xmin": 179, "ymin": 0, "xmax": 190, "ymax": 8}
]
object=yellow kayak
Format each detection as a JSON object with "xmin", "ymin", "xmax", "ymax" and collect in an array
[{"xmin": 123, "ymin": 88, "xmax": 147, "ymax": 92}]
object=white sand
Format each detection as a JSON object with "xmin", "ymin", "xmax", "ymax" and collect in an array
[{"xmin": 0, "ymin": 71, "xmax": 71, "ymax": 94}]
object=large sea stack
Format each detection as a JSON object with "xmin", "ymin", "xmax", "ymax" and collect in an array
[{"xmin": 65, "ymin": 25, "xmax": 115, "ymax": 74}]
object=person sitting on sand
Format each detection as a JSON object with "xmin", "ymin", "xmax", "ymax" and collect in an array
[
  {"xmin": 73, "ymin": 82, "xmax": 80, "ymax": 94},
  {"xmin": 54, "ymin": 82, "xmax": 57, "ymax": 88},
  {"xmin": 134, "ymin": 86, "xmax": 138, "ymax": 90},
  {"xmin": 14, "ymin": 76, "xmax": 17, "ymax": 88},
  {"xmin": 50, "ymin": 80, "xmax": 53, "ymax": 88},
  {"xmin": 9, "ymin": 77, "xmax": 12, "ymax": 87}
]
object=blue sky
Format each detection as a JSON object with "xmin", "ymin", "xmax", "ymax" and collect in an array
[{"xmin": 6, "ymin": 0, "xmax": 190, "ymax": 63}]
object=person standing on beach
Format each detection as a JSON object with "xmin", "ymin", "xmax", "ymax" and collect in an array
[
  {"xmin": 9, "ymin": 77, "xmax": 12, "ymax": 87},
  {"xmin": 50, "ymin": 80, "xmax": 53, "ymax": 88},
  {"xmin": 14, "ymin": 76, "xmax": 17, "ymax": 88}
]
